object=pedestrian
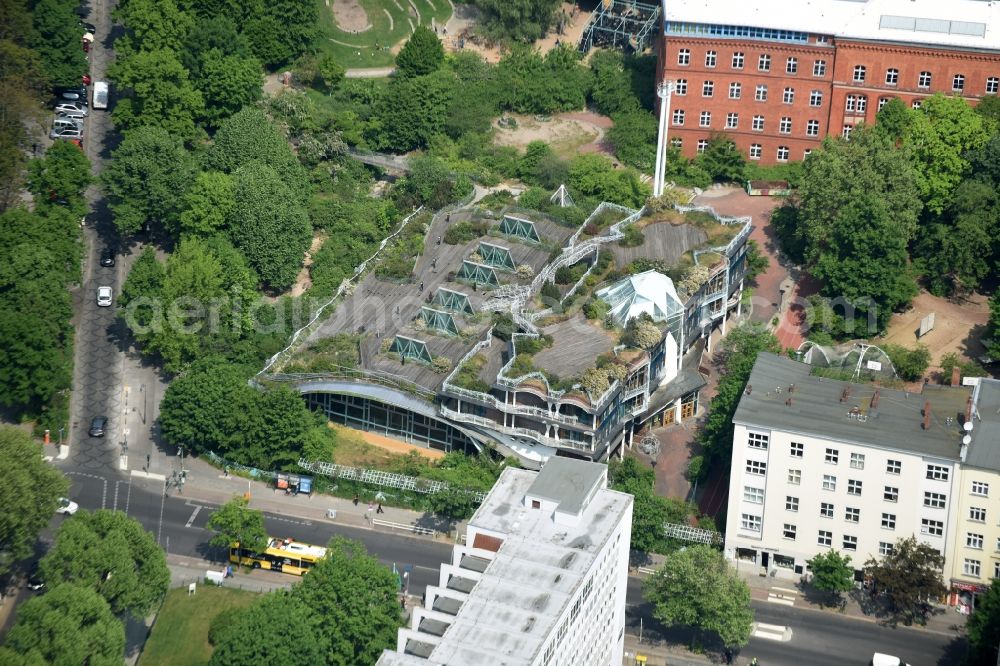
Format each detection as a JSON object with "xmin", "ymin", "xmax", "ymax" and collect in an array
[
  {"xmin": 377, "ymin": 502, "xmax": 384, "ymax": 514},
  {"xmin": 367, "ymin": 501, "xmax": 374, "ymax": 513},
  {"xmin": 226, "ymin": 565, "xmax": 233, "ymax": 578},
  {"xmin": 436, "ymin": 235, "xmax": 442, "ymax": 245},
  {"xmin": 353, "ymin": 493, "xmax": 359, "ymax": 506},
  {"xmin": 419, "ymin": 281, "xmax": 424, "ymax": 291},
  {"xmin": 446, "ymin": 213, "xmax": 451, "ymax": 223}
]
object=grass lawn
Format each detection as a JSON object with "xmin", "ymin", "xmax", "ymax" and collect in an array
[
  {"xmin": 139, "ymin": 586, "xmax": 260, "ymax": 666},
  {"xmin": 314, "ymin": 0, "xmax": 452, "ymax": 69}
]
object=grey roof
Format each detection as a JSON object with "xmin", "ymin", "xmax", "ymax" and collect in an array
[
  {"xmin": 526, "ymin": 456, "xmax": 607, "ymax": 516},
  {"xmin": 734, "ymin": 353, "xmax": 971, "ymax": 461},
  {"xmin": 968, "ymin": 378, "xmax": 1000, "ymax": 471}
]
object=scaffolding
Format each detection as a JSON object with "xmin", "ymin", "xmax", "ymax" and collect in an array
[
  {"xmin": 389, "ymin": 335, "xmax": 434, "ymax": 364},
  {"xmin": 420, "ymin": 306, "xmax": 459, "ymax": 336},
  {"xmin": 578, "ymin": 0, "xmax": 662, "ymax": 54},
  {"xmin": 433, "ymin": 287, "xmax": 474, "ymax": 315},
  {"xmin": 499, "ymin": 215, "xmax": 542, "ymax": 243},
  {"xmin": 458, "ymin": 260, "xmax": 500, "ymax": 287},
  {"xmin": 477, "ymin": 242, "xmax": 516, "ymax": 272}
]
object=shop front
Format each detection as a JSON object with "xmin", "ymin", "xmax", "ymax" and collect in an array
[{"xmin": 949, "ymin": 580, "xmax": 990, "ymax": 614}]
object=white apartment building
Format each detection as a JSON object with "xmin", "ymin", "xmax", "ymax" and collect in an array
[
  {"xmin": 376, "ymin": 457, "xmax": 634, "ymax": 666},
  {"xmin": 725, "ymin": 353, "xmax": 970, "ymax": 581}
]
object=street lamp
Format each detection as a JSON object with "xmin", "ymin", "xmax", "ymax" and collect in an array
[
  {"xmin": 140, "ymin": 383, "xmax": 146, "ymax": 425},
  {"xmin": 653, "ymin": 80, "xmax": 676, "ymax": 198}
]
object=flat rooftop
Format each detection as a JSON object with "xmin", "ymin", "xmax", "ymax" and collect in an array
[
  {"xmin": 734, "ymin": 353, "xmax": 971, "ymax": 461},
  {"xmin": 968, "ymin": 378, "xmax": 1000, "ymax": 472},
  {"xmin": 662, "ymin": 0, "xmax": 1000, "ymax": 52},
  {"xmin": 413, "ymin": 464, "xmax": 632, "ymax": 666},
  {"xmin": 533, "ymin": 315, "xmax": 617, "ymax": 380}
]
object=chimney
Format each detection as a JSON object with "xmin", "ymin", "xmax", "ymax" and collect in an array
[
  {"xmin": 785, "ymin": 398, "xmax": 793, "ymax": 407},
  {"xmin": 840, "ymin": 387, "xmax": 850, "ymax": 402},
  {"xmin": 951, "ymin": 366, "xmax": 960, "ymax": 387},
  {"xmin": 870, "ymin": 389, "xmax": 880, "ymax": 409},
  {"xmin": 922, "ymin": 400, "xmax": 931, "ymax": 430},
  {"xmin": 965, "ymin": 396, "xmax": 973, "ymax": 424}
]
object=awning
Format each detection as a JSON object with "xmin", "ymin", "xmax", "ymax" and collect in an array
[{"xmin": 951, "ymin": 580, "xmax": 989, "ymax": 593}]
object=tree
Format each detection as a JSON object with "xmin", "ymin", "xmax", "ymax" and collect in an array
[
  {"xmin": 621, "ymin": 312, "xmax": 661, "ymax": 350},
  {"xmin": 743, "ymin": 240, "xmax": 769, "ymax": 283},
  {"xmin": 114, "ymin": 0, "xmax": 193, "ymax": 54},
  {"xmin": 209, "ymin": 591, "xmax": 325, "ymax": 665},
  {"xmin": 644, "ymin": 545, "xmax": 753, "ymax": 650},
  {"xmin": 110, "ymin": 48, "xmax": 206, "ymax": 142},
  {"xmin": 206, "ymin": 496, "xmax": 269, "ymax": 553},
  {"xmin": 316, "ymin": 54, "xmax": 345, "ymax": 93},
  {"xmin": 883, "ymin": 343, "xmax": 931, "ymax": 381},
  {"xmin": 568, "ymin": 153, "xmax": 649, "ymax": 208},
  {"xmin": 197, "ymin": 49, "xmax": 263, "ymax": 127},
  {"xmin": 294, "ymin": 537, "xmax": 401, "ymax": 665},
  {"xmin": 696, "ymin": 133, "xmax": 747, "ymax": 183},
  {"xmin": 30, "ymin": 0, "xmax": 89, "ymax": 87},
  {"xmin": 608, "ymin": 110, "xmax": 657, "ymax": 171},
  {"xmin": 180, "ymin": 15, "xmax": 252, "ymax": 78},
  {"xmin": 39, "ymin": 510, "xmax": 170, "ymax": 618},
  {"xmin": 178, "ymin": 171, "xmax": 235, "ymax": 237},
  {"xmin": 27, "ymin": 141, "xmax": 92, "ymax": 215},
  {"xmin": 369, "ymin": 70, "xmax": 455, "ymax": 152},
  {"xmin": 426, "ymin": 486, "xmax": 478, "ymax": 520},
  {"xmin": 609, "ymin": 456, "xmax": 698, "ymax": 554},
  {"xmin": 965, "ymin": 578, "xmax": 1000, "ymax": 666},
  {"xmin": 0, "ymin": 39, "xmax": 49, "ymax": 211},
  {"xmin": 805, "ymin": 550, "xmax": 854, "ymax": 606},
  {"xmin": 392, "ymin": 154, "xmax": 455, "ymax": 209},
  {"xmin": 2, "ymin": 583, "xmax": 125, "ymax": 665},
  {"xmin": 395, "ymin": 26, "xmax": 444, "ymax": 78},
  {"xmin": 102, "ymin": 126, "xmax": 196, "ymax": 236},
  {"xmin": 0, "ymin": 426, "xmax": 69, "ymax": 578},
  {"xmin": 864, "ymin": 536, "xmax": 946, "ymax": 626},
  {"xmin": 228, "ymin": 161, "xmax": 312, "ymax": 291},
  {"xmin": 589, "ymin": 50, "xmax": 641, "ymax": 116},
  {"xmin": 475, "ymin": 0, "xmax": 562, "ymax": 43},
  {"xmin": 988, "ymin": 292, "xmax": 1000, "ymax": 362}
]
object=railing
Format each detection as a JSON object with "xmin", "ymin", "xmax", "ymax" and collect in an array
[
  {"xmin": 372, "ymin": 518, "xmax": 436, "ymax": 536},
  {"xmin": 299, "ymin": 458, "xmax": 488, "ymax": 503},
  {"xmin": 266, "ymin": 368, "xmax": 437, "ymax": 403}
]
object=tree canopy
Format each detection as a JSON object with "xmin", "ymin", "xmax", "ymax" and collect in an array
[
  {"xmin": 27, "ymin": 141, "xmax": 93, "ymax": 217},
  {"xmin": 805, "ymin": 550, "xmax": 854, "ymax": 605},
  {"xmin": 966, "ymin": 578, "xmax": 1000, "ymax": 665},
  {"xmin": 209, "ymin": 591, "xmax": 325, "ymax": 665},
  {"xmin": 395, "ymin": 26, "xmax": 444, "ymax": 78},
  {"xmin": 474, "ymin": 0, "xmax": 562, "ymax": 43},
  {"xmin": 206, "ymin": 496, "xmax": 269, "ymax": 553},
  {"xmin": 863, "ymin": 536, "xmax": 946, "ymax": 626}
]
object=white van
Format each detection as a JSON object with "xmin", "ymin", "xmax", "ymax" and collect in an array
[
  {"xmin": 93, "ymin": 81, "xmax": 109, "ymax": 110},
  {"xmin": 871, "ymin": 653, "xmax": 911, "ymax": 666}
]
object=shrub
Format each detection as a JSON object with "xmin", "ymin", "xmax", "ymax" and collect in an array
[
  {"xmin": 444, "ymin": 220, "xmax": 490, "ymax": 245},
  {"xmin": 540, "ymin": 281, "xmax": 561, "ymax": 302},
  {"xmin": 618, "ymin": 225, "xmax": 644, "ymax": 247},
  {"xmin": 431, "ymin": 356, "xmax": 453, "ymax": 374},
  {"xmin": 939, "ymin": 352, "xmax": 987, "ymax": 383},
  {"xmin": 884, "ymin": 343, "xmax": 931, "ymax": 382},
  {"xmin": 622, "ymin": 313, "xmax": 662, "ymax": 350},
  {"xmin": 515, "ymin": 264, "xmax": 534, "ymax": 279},
  {"xmin": 584, "ymin": 299, "xmax": 610, "ymax": 321},
  {"xmin": 492, "ymin": 312, "xmax": 515, "ymax": 341},
  {"xmin": 686, "ymin": 455, "xmax": 705, "ymax": 481},
  {"xmin": 580, "ymin": 367, "xmax": 611, "ymax": 397},
  {"xmin": 508, "ymin": 354, "xmax": 536, "ymax": 378}
]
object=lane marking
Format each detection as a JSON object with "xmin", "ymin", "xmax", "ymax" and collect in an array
[
  {"xmin": 751, "ymin": 622, "xmax": 790, "ymax": 642},
  {"xmin": 157, "ymin": 480, "xmax": 166, "ymax": 548},
  {"xmin": 125, "ymin": 474, "xmax": 133, "ymax": 514},
  {"xmin": 130, "ymin": 469, "xmax": 166, "ymax": 481},
  {"xmin": 185, "ymin": 505, "xmax": 202, "ymax": 528},
  {"xmin": 66, "ymin": 471, "xmax": 108, "ymax": 509}
]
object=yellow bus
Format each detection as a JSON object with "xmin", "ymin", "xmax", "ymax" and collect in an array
[{"xmin": 229, "ymin": 537, "xmax": 327, "ymax": 576}]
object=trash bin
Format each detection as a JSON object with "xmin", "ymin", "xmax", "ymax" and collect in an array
[{"xmin": 327, "ymin": 508, "xmax": 336, "ymax": 519}]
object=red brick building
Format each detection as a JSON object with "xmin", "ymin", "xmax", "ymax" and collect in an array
[{"xmin": 656, "ymin": 0, "xmax": 1000, "ymax": 164}]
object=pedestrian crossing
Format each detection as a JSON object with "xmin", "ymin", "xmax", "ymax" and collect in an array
[
  {"xmin": 751, "ymin": 622, "xmax": 791, "ymax": 642},
  {"xmin": 767, "ymin": 586, "xmax": 798, "ymax": 606}
]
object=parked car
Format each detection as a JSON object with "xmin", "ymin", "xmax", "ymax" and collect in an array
[
  {"xmin": 56, "ymin": 497, "xmax": 79, "ymax": 515},
  {"xmin": 82, "ymin": 73, "xmax": 92, "ymax": 85},
  {"xmin": 54, "ymin": 102, "xmax": 88, "ymax": 117},
  {"xmin": 88, "ymin": 415, "xmax": 106, "ymax": 437},
  {"xmin": 100, "ymin": 247, "xmax": 115, "ymax": 267},
  {"xmin": 92, "ymin": 81, "xmax": 109, "ymax": 110},
  {"xmin": 80, "ymin": 21, "xmax": 97, "ymax": 33},
  {"xmin": 96, "ymin": 285, "xmax": 112, "ymax": 307},
  {"xmin": 26, "ymin": 567, "xmax": 45, "ymax": 591},
  {"xmin": 54, "ymin": 86, "xmax": 87, "ymax": 101},
  {"xmin": 50, "ymin": 126, "xmax": 83, "ymax": 140},
  {"xmin": 871, "ymin": 654, "xmax": 911, "ymax": 666}
]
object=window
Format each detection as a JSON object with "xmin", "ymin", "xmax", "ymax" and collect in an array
[
  {"xmin": 776, "ymin": 145, "xmax": 789, "ymax": 161},
  {"xmin": 747, "ymin": 432, "xmax": 769, "ymax": 449},
  {"xmin": 746, "ymin": 460, "xmax": 766, "ymax": 475},
  {"xmin": 879, "ymin": 541, "xmax": 894, "ymax": 556},
  {"xmin": 921, "ymin": 518, "xmax": 943, "ymax": 537},
  {"xmin": 678, "ymin": 49, "xmax": 690, "ymax": 66},
  {"xmin": 918, "ymin": 71, "xmax": 931, "ymax": 88},
  {"xmin": 825, "ymin": 448, "xmax": 839, "ymax": 464},
  {"xmin": 786, "ymin": 57, "xmax": 798, "ymax": 74},
  {"xmin": 964, "ymin": 559, "xmax": 981, "ymax": 577},
  {"xmin": 779, "ymin": 117, "xmax": 792, "ymax": 134},
  {"xmin": 847, "ymin": 479, "xmax": 862, "ymax": 496},
  {"xmin": 842, "ymin": 125, "xmax": 853, "ymax": 140},
  {"xmin": 741, "ymin": 513, "xmax": 761, "ymax": 532},
  {"xmin": 924, "ymin": 492, "xmax": 946, "ymax": 509},
  {"xmin": 926, "ymin": 465, "xmax": 949, "ymax": 481},
  {"xmin": 783, "ymin": 524, "xmax": 796, "ymax": 540},
  {"xmin": 758, "ymin": 54, "xmax": 771, "ymax": 71},
  {"xmin": 850, "ymin": 453, "xmax": 865, "ymax": 470},
  {"xmin": 885, "ymin": 68, "xmax": 898, "ymax": 85},
  {"xmin": 845, "ymin": 95, "xmax": 867, "ymax": 113},
  {"xmin": 912, "ymin": 99, "xmax": 923, "ymax": 109},
  {"xmin": 970, "ymin": 506, "xmax": 986, "ymax": 522},
  {"xmin": 785, "ymin": 496, "xmax": 799, "ymax": 512},
  {"xmin": 755, "ymin": 85, "xmax": 768, "ymax": 101},
  {"xmin": 702, "ymin": 80, "xmax": 714, "ymax": 97},
  {"xmin": 853, "ymin": 65, "xmax": 866, "ymax": 83},
  {"xmin": 818, "ymin": 530, "xmax": 832, "ymax": 547},
  {"xmin": 886, "ymin": 459, "xmax": 901, "ymax": 475},
  {"xmin": 744, "ymin": 486, "xmax": 764, "ymax": 503},
  {"xmin": 787, "ymin": 468, "xmax": 801, "ymax": 485},
  {"xmin": 783, "ymin": 87, "xmax": 795, "ymax": 104},
  {"xmin": 953, "ymin": 74, "xmax": 965, "ymax": 91},
  {"xmin": 697, "ymin": 139, "xmax": 709, "ymax": 154},
  {"xmin": 726, "ymin": 112, "xmax": 739, "ymax": 129},
  {"xmin": 813, "ymin": 60, "xmax": 827, "ymax": 77},
  {"xmin": 675, "ymin": 79, "xmax": 688, "ymax": 96},
  {"xmin": 803, "ymin": 149, "xmax": 812, "ymax": 158},
  {"xmin": 790, "ymin": 442, "xmax": 804, "ymax": 457},
  {"xmin": 820, "ymin": 502, "xmax": 834, "ymax": 518},
  {"xmin": 824, "ymin": 473, "xmax": 838, "ymax": 489},
  {"xmin": 845, "ymin": 507, "xmax": 860, "ymax": 523},
  {"xmin": 700, "ymin": 111, "xmax": 712, "ymax": 127},
  {"xmin": 729, "ymin": 82, "xmax": 742, "ymax": 99},
  {"xmin": 878, "ymin": 97, "xmax": 892, "ymax": 111},
  {"xmin": 843, "ymin": 535, "xmax": 858, "ymax": 551},
  {"xmin": 749, "ymin": 143, "xmax": 762, "ymax": 160},
  {"xmin": 809, "ymin": 90, "xmax": 823, "ymax": 107},
  {"xmin": 967, "ymin": 533, "xmax": 984, "ymax": 549},
  {"xmin": 971, "ymin": 481, "xmax": 989, "ymax": 496},
  {"xmin": 732, "ymin": 52, "xmax": 744, "ymax": 69},
  {"xmin": 672, "ymin": 109, "xmax": 685, "ymax": 126},
  {"xmin": 817, "ymin": 35, "xmax": 828, "ymax": 44},
  {"xmin": 752, "ymin": 115, "xmax": 765, "ymax": 131},
  {"xmin": 987, "ymin": 77, "xmax": 999, "ymax": 94},
  {"xmin": 884, "ymin": 486, "xmax": 898, "ymax": 502},
  {"xmin": 881, "ymin": 513, "xmax": 896, "ymax": 529},
  {"xmin": 705, "ymin": 50, "xmax": 717, "ymax": 68}
]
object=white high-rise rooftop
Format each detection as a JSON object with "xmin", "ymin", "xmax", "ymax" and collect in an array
[{"xmin": 376, "ymin": 457, "xmax": 634, "ymax": 666}]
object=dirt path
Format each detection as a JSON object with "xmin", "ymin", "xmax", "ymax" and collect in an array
[
  {"xmin": 491, "ymin": 111, "xmax": 615, "ymax": 160},
  {"xmin": 443, "ymin": 2, "xmax": 591, "ymax": 63},
  {"xmin": 290, "ymin": 234, "xmax": 325, "ymax": 298}
]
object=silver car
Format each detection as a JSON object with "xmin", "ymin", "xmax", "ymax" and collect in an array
[
  {"xmin": 50, "ymin": 126, "xmax": 83, "ymax": 140},
  {"xmin": 55, "ymin": 102, "xmax": 88, "ymax": 118}
]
